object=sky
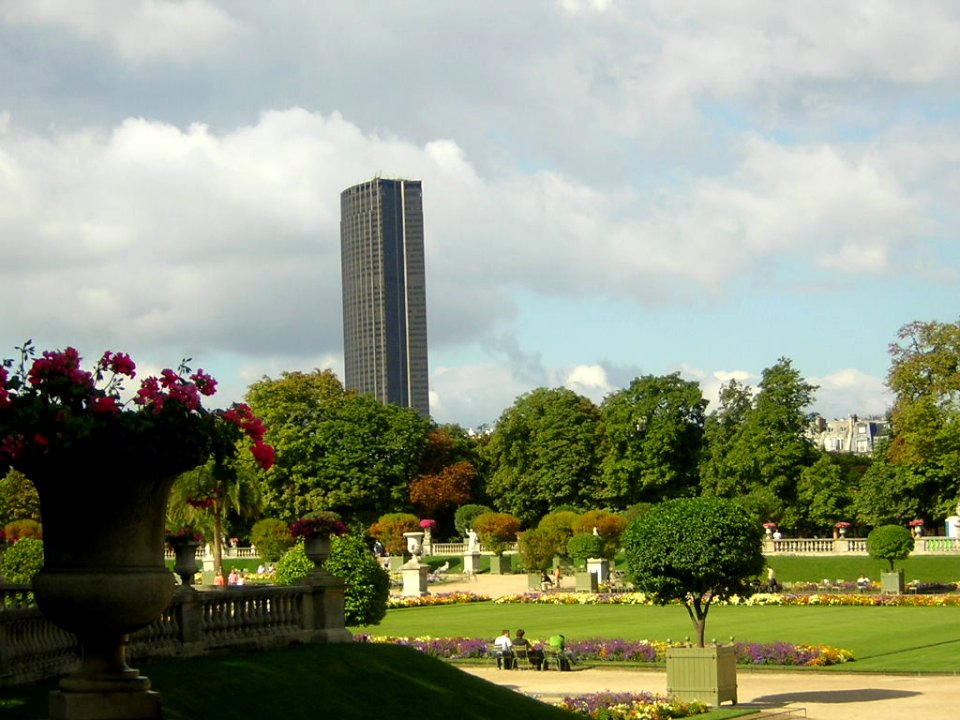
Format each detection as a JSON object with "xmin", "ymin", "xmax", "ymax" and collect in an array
[{"xmin": 1, "ymin": 1, "xmax": 958, "ymax": 430}]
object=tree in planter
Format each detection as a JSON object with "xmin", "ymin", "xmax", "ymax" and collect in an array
[
  {"xmin": 472, "ymin": 511, "xmax": 520, "ymax": 556},
  {"xmin": 537, "ymin": 510, "xmax": 580, "ymax": 560},
  {"xmin": 867, "ymin": 524, "xmax": 914, "ymax": 572},
  {"xmin": 623, "ymin": 496, "xmax": 764, "ymax": 648},
  {"xmin": 566, "ymin": 533, "xmax": 603, "ymax": 569},
  {"xmin": 572, "ymin": 510, "xmax": 628, "ymax": 559},
  {"xmin": 517, "ymin": 528, "xmax": 555, "ymax": 572}
]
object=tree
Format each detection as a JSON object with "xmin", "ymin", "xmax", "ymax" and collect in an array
[
  {"xmin": 246, "ymin": 370, "xmax": 430, "ymax": 521},
  {"xmin": 794, "ymin": 455, "xmax": 854, "ymax": 534},
  {"xmin": 454, "ymin": 504, "xmax": 492, "ymax": 538},
  {"xmin": 537, "ymin": 510, "xmax": 581, "ymax": 559},
  {"xmin": 483, "ymin": 387, "xmax": 602, "ymax": 523},
  {"xmin": 566, "ymin": 533, "xmax": 603, "ymax": 568},
  {"xmin": 251, "ymin": 518, "xmax": 295, "ymax": 562},
  {"xmin": 325, "ymin": 532, "xmax": 391, "ymax": 626},
  {"xmin": 409, "ymin": 461, "xmax": 475, "ymax": 518},
  {"xmin": 517, "ymin": 528, "xmax": 555, "ymax": 572},
  {"xmin": 867, "ymin": 525, "xmax": 915, "ymax": 572},
  {"xmin": 623, "ymin": 497, "xmax": 764, "ymax": 647},
  {"xmin": 0, "ymin": 469, "xmax": 40, "ymax": 526},
  {"xmin": 368, "ymin": 513, "xmax": 420, "ymax": 556},
  {"xmin": 884, "ymin": 319, "xmax": 960, "ymax": 517},
  {"xmin": 599, "ymin": 374, "xmax": 707, "ymax": 507},
  {"xmin": 0, "ymin": 536, "xmax": 44, "ymax": 584},
  {"xmin": 168, "ymin": 459, "xmax": 263, "ymax": 581},
  {"xmin": 472, "ymin": 511, "xmax": 520, "ymax": 556},
  {"xmin": 700, "ymin": 359, "xmax": 819, "ymax": 531},
  {"xmin": 572, "ymin": 510, "xmax": 628, "ymax": 559},
  {"xmin": 854, "ymin": 442, "xmax": 925, "ymax": 526}
]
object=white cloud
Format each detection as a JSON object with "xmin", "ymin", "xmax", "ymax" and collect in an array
[
  {"xmin": 1, "ymin": 0, "xmax": 245, "ymax": 63},
  {"xmin": 810, "ymin": 368, "xmax": 892, "ymax": 419}
]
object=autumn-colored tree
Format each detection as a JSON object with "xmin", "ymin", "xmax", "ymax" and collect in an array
[
  {"xmin": 369, "ymin": 512, "xmax": 420, "ymax": 556},
  {"xmin": 472, "ymin": 511, "xmax": 520, "ymax": 556},
  {"xmin": 409, "ymin": 461, "xmax": 474, "ymax": 517},
  {"xmin": 572, "ymin": 510, "xmax": 628, "ymax": 559}
]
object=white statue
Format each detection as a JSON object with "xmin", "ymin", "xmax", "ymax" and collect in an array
[{"xmin": 467, "ymin": 528, "xmax": 478, "ymax": 552}]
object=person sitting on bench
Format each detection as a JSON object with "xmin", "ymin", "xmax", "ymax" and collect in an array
[{"xmin": 493, "ymin": 629, "xmax": 514, "ymax": 669}]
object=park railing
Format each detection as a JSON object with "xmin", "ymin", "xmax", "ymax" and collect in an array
[
  {"xmin": 0, "ymin": 583, "xmax": 346, "ymax": 688},
  {"xmin": 764, "ymin": 535, "xmax": 956, "ymax": 555}
]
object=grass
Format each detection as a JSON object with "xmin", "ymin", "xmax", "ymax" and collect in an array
[
  {"xmin": 364, "ymin": 601, "xmax": 960, "ymax": 673},
  {"xmin": 0, "ymin": 643, "xmax": 579, "ymax": 720},
  {"xmin": 764, "ymin": 554, "xmax": 960, "ymax": 585}
]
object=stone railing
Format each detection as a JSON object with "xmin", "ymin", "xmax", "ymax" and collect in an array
[
  {"xmin": 427, "ymin": 542, "xmax": 518, "ymax": 556},
  {"xmin": 0, "ymin": 582, "xmax": 348, "ymax": 688},
  {"xmin": 765, "ymin": 536, "xmax": 957, "ymax": 555}
]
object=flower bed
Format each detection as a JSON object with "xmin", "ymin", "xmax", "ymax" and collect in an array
[
  {"xmin": 387, "ymin": 591, "xmax": 492, "ymax": 608},
  {"xmin": 358, "ymin": 635, "xmax": 854, "ymax": 666},
  {"xmin": 558, "ymin": 692, "xmax": 707, "ymax": 720}
]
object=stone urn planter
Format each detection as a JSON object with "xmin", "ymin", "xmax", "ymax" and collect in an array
[
  {"xmin": 304, "ymin": 536, "xmax": 333, "ymax": 574},
  {"xmin": 666, "ymin": 644, "xmax": 738, "ymax": 706},
  {"xmin": 30, "ymin": 463, "xmax": 186, "ymax": 720},
  {"xmin": 172, "ymin": 541, "xmax": 200, "ymax": 586}
]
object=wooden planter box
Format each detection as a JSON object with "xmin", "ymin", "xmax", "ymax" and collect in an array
[
  {"xmin": 666, "ymin": 645, "xmax": 738, "ymax": 706},
  {"xmin": 881, "ymin": 570, "xmax": 905, "ymax": 594}
]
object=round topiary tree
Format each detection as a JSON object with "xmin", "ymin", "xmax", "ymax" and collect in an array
[
  {"xmin": 517, "ymin": 528, "xmax": 555, "ymax": 572},
  {"xmin": 251, "ymin": 518, "xmax": 295, "ymax": 562},
  {"xmin": 623, "ymin": 496, "xmax": 764, "ymax": 648},
  {"xmin": 867, "ymin": 524, "xmax": 914, "ymax": 572},
  {"xmin": 368, "ymin": 512, "xmax": 420, "ymax": 556},
  {"xmin": 472, "ymin": 512, "xmax": 520, "ymax": 556},
  {"xmin": 566, "ymin": 533, "xmax": 603, "ymax": 568}
]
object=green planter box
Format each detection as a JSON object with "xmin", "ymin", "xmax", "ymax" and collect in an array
[
  {"xmin": 574, "ymin": 571, "xmax": 597, "ymax": 593},
  {"xmin": 489, "ymin": 555, "xmax": 509, "ymax": 575},
  {"xmin": 666, "ymin": 645, "xmax": 738, "ymax": 706},
  {"xmin": 881, "ymin": 570, "xmax": 905, "ymax": 594},
  {"xmin": 527, "ymin": 573, "xmax": 543, "ymax": 590}
]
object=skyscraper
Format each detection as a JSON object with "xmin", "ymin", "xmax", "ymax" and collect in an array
[{"xmin": 340, "ymin": 178, "xmax": 430, "ymax": 418}]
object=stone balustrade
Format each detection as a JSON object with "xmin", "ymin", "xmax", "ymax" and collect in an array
[{"xmin": 0, "ymin": 583, "xmax": 347, "ymax": 688}]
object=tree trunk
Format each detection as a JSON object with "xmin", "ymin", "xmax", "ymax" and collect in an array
[{"xmin": 213, "ymin": 500, "xmax": 225, "ymax": 582}]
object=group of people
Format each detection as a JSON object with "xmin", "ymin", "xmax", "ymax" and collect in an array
[{"xmin": 491, "ymin": 628, "xmax": 573, "ymax": 671}]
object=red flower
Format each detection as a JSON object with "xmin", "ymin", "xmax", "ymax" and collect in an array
[
  {"xmin": 250, "ymin": 440, "xmax": 275, "ymax": 470},
  {"xmin": 90, "ymin": 395, "xmax": 120, "ymax": 414},
  {"xmin": 190, "ymin": 369, "xmax": 217, "ymax": 396}
]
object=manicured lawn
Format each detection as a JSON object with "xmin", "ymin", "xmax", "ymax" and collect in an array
[
  {"xmin": 363, "ymin": 601, "xmax": 960, "ymax": 673},
  {"xmin": 765, "ymin": 555, "xmax": 960, "ymax": 585}
]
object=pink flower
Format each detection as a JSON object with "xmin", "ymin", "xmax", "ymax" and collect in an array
[
  {"xmin": 0, "ymin": 434, "xmax": 25, "ymax": 460},
  {"xmin": 190, "ymin": 369, "xmax": 218, "ymax": 396},
  {"xmin": 98, "ymin": 351, "xmax": 136, "ymax": 378},
  {"xmin": 33, "ymin": 433, "xmax": 49, "ymax": 447},
  {"xmin": 251, "ymin": 440, "xmax": 275, "ymax": 470},
  {"xmin": 90, "ymin": 395, "xmax": 120, "ymax": 414}
]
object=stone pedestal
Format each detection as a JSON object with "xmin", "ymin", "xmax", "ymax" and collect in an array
[
  {"xmin": 586, "ymin": 558, "xmax": 609, "ymax": 584},
  {"xmin": 401, "ymin": 562, "xmax": 430, "ymax": 596},
  {"xmin": 201, "ymin": 546, "xmax": 215, "ymax": 586},
  {"xmin": 463, "ymin": 551, "xmax": 481, "ymax": 575}
]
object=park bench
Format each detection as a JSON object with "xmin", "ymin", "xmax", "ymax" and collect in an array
[{"xmin": 487, "ymin": 643, "xmax": 516, "ymax": 670}]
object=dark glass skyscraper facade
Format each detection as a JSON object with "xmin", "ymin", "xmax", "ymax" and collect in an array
[{"xmin": 340, "ymin": 178, "xmax": 429, "ymax": 417}]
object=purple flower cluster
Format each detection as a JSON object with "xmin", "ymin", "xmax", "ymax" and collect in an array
[
  {"xmin": 735, "ymin": 641, "xmax": 820, "ymax": 666},
  {"xmin": 566, "ymin": 638, "xmax": 659, "ymax": 662}
]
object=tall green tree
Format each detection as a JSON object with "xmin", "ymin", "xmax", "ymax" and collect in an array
[
  {"xmin": 794, "ymin": 454, "xmax": 854, "ymax": 534},
  {"xmin": 599, "ymin": 373, "xmax": 707, "ymax": 507},
  {"xmin": 483, "ymin": 387, "xmax": 602, "ymax": 523},
  {"xmin": 884, "ymin": 319, "xmax": 960, "ymax": 517},
  {"xmin": 700, "ymin": 359, "xmax": 819, "ymax": 530},
  {"xmin": 246, "ymin": 370, "xmax": 430, "ymax": 522}
]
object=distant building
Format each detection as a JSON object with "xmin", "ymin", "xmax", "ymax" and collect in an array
[
  {"xmin": 809, "ymin": 415, "xmax": 889, "ymax": 455},
  {"xmin": 340, "ymin": 178, "xmax": 430, "ymax": 418}
]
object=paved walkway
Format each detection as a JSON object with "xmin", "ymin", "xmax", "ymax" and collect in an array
[{"xmin": 423, "ymin": 572, "xmax": 960, "ymax": 719}]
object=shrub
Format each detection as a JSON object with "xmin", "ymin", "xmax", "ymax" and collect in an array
[
  {"xmin": 275, "ymin": 535, "xmax": 390, "ymax": 626},
  {"xmin": 4, "ymin": 519, "xmax": 42, "ymax": 543},
  {"xmin": 472, "ymin": 512, "xmax": 520, "ymax": 556},
  {"xmin": 1, "ymin": 536, "xmax": 44, "ymax": 584},
  {"xmin": 251, "ymin": 518, "xmax": 295, "ymax": 562},
  {"xmin": 517, "ymin": 528, "xmax": 555, "ymax": 572},
  {"xmin": 454, "ymin": 504, "xmax": 491, "ymax": 537},
  {"xmin": 369, "ymin": 513, "xmax": 420, "ymax": 556},
  {"xmin": 867, "ymin": 525, "xmax": 914, "ymax": 572},
  {"xmin": 537, "ymin": 511, "xmax": 580, "ymax": 557},
  {"xmin": 567, "ymin": 533, "xmax": 603, "ymax": 567},
  {"xmin": 326, "ymin": 533, "xmax": 390, "ymax": 626},
  {"xmin": 274, "ymin": 542, "xmax": 313, "ymax": 585}
]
